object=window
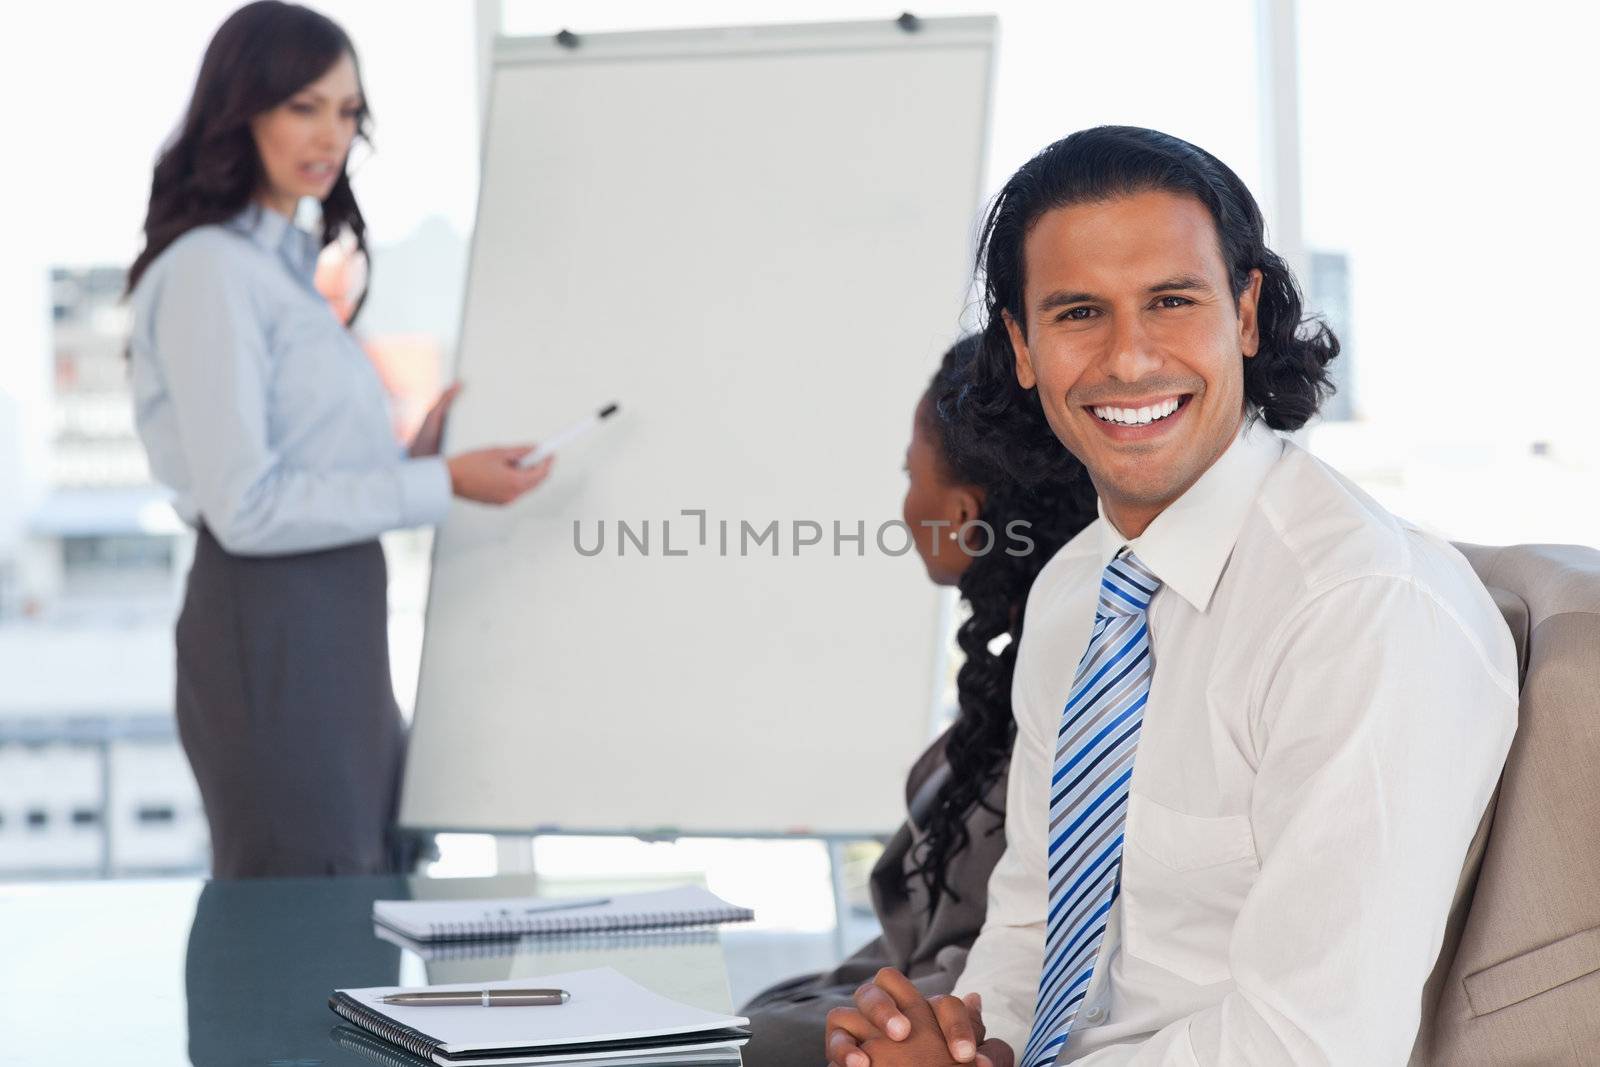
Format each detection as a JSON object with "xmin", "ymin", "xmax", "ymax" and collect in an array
[{"xmin": 1297, "ymin": 1, "xmax": 1600, "ymax": 546}]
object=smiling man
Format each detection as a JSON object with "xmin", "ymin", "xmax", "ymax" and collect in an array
[{"xmin": 825, "ymin": 127, "xmax": 1518, "ymax": 1065}]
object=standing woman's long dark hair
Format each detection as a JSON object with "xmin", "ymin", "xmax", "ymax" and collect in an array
[
  {"xmin": 126, "ymin": 0, "xmax": 372, "ymax": 318},
  {"xmin": 902, "ymin": 336, "xmax": 1098, "ymax": 908}
]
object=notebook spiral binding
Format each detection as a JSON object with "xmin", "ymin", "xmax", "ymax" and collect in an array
[
  {"xmin": 375, "ymin": 923, "xmax": 721, "ymax": 960},
  {"xmin": 331, "ymin": 1024, "xmax": 435, "ymax": 1067},
  {"xmin": 330, "ymin": 993, "xmax": 441, "ymax": 1061},
  {"xmin": 424, "ymin": 905, "xmax": 752, "ymax": 942}
]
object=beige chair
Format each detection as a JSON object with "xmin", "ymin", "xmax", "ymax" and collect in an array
[{"xmin": 1409, "ymin": 544, "xmax": 1600, "ymax": 1065}]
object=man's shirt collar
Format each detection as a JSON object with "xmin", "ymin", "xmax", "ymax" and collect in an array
[{"xmin": 1095, "ymin": 417, "xmax": 1284, "ymax": 613}]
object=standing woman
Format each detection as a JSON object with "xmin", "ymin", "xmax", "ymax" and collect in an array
[{"xmin": 126, "ymin": 1, "xmax": 547, "ymax": 878}]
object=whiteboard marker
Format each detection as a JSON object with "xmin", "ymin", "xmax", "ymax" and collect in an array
[{"xmin": 517, "ymin": 402, "xmax": 620, "ymax": 468}]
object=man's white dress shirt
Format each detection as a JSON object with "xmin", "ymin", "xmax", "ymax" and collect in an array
[{"xmin": 955, "ymin": 422, "xmax": 1518, "ymax": 1064}]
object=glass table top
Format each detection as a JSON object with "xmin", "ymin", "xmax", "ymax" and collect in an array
[{"xmin": 3, "ymin": 873, "xmax": 847, "ymax": 1066}]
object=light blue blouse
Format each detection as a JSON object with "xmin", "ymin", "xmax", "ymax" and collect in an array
[{"xmin": 129, "ymin": 205, "xmax": 451, "ymax": 555}]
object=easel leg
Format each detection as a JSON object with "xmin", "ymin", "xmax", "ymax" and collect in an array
[
  {"xmin": 827, "ymin": 837, "xmax": 851, "ymax": 963},
  {"xmin": 496, "ymin": 833, "xmax": 534, "ymax": 875}
]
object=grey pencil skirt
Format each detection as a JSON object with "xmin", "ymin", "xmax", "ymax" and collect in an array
[{"xmin": 174, "ymin": 526, "xmax": 408, "ymax": 878}]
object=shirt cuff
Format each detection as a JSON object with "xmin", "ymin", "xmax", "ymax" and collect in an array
[
  {"xmin": 952, "ymin": 982, "xmax": 1029, "ymax": 1055},
  {"xmin": 982, "ymin": 1011, "xmax": 1029, "ymax": 1059},
  {"xmin": 397, "ymin": 456, "xmax": 452, "ymax": 528}
]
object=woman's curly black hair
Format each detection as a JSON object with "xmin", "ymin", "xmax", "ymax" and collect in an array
[
  {"xmin": 975, "ymin": 125, "xmax": 1340, "ymax": 468},
  {"xmin": 900, "ymin": 334, "xmax": 1098, "ymax": 909}
]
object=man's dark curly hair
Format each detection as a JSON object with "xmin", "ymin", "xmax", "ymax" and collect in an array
[
  {"xmin": 970, "ymin": 125, "xmax": 1339, "ymax": 493},
  {"xmin": 900, "ymin": 334, "xmax": 1098, "ymax": 909}
]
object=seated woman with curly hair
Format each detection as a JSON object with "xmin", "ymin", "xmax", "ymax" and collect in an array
[{"xmin": 738, "ymin": 333, "xmax": 1097, "ymax": 1063}]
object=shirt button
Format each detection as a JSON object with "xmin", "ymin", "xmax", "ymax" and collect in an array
[{"xmin": 1083, "ymin": 1006, "xmax": 1106, "ymax": 1024}]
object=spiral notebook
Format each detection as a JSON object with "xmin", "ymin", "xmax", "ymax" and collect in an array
[
  {"xmin": 372, "ymin": 885, "xmax": 754, "ymax": 943},
  {"xmin": 374, "ymin": 924, "xmax": 722, "ymax": 961},
  {"xmin": 328, "ymin": 968, "xmax": 750, "ymax": 1065}
]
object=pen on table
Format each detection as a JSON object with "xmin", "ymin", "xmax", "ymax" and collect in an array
[
  {"xmin": 515, "ymin": 895, "xmax": 610, "ymax": 914},
  {"xmin": 381, "ymin": 989, "xmax": 571, "ymax": 1007}
]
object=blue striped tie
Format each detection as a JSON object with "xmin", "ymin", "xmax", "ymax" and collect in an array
[{"xmin": 1021, "ymin": 550, "xmax": 1161, "ymax": 1067}]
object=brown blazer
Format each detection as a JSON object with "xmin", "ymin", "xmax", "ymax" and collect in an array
[
  {"xmin": 740, "ymin": 729, "xmax": 1009, "ymax": 1066},
  {"xmin": 1411, "ymin": 543, "xmax": 1600, "ymax": 1064}
]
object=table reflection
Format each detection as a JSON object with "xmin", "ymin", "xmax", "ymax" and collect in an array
[{"xmin": 185, "ymin": 876, "xmax": 408, "ymax": 1066}]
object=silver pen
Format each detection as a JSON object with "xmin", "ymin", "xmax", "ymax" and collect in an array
[{"xmin": 381, "ymin": 988, "xmax": 571, "ymax": 1007}]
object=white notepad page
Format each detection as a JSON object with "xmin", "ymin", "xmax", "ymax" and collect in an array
[
  {"xmin": 336, "ymin": 968, "xmax": 749, "ymax": 1055},
  {"xmin": 372, "ymin": 885, "xmax": 754, "ymax": 941}
]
